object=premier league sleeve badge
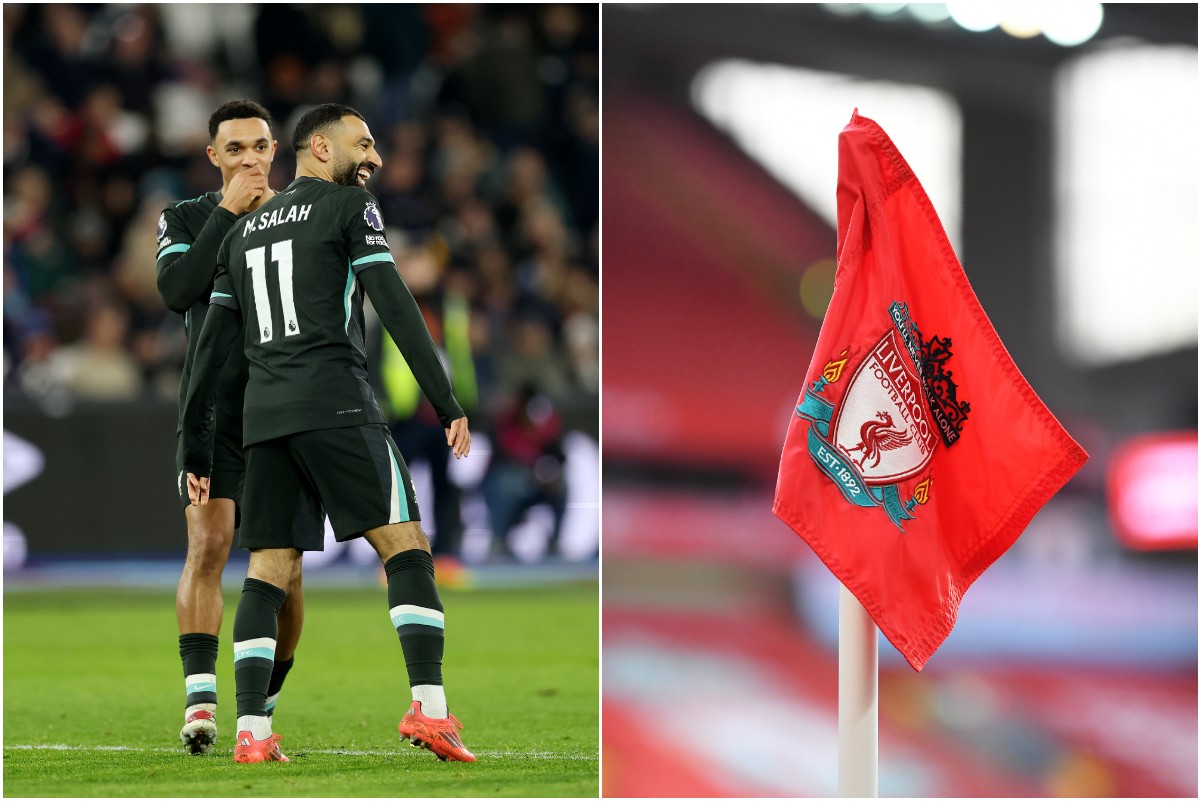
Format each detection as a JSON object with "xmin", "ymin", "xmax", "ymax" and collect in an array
[{"xmin": 363, "ymin": 202, "xmax": 385, "ymax": 232}]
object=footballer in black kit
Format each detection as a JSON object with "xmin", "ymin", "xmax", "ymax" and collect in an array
[
  {"xmin": 218, "ymin": 178, "xmax": 460, "ymax": 448},
  {"xmin": 190, "ymin": 176, "xmax": 463, "ymax": 541},
  {"xmin": 157, "ymin": 101, "xmax": 315, "ymax": 758},
  {"xmin": 180, "ymin": 103, "xmax": 475, "ymax": 764},
  {"xmin": 158, "ymin": 192, "xmax": 249, "ymax": 506}
]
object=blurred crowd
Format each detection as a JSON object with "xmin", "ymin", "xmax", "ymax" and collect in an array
[{"xmin": 2, "ymin": 3, "xmax": 599, "ymax": 415}]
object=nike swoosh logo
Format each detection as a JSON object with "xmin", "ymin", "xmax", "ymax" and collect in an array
[{"xmin": 191, "ymin": 683, "xmax": 216, "ymax": 691}]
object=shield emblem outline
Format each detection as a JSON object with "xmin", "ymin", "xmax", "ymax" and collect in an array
[{"xmin": 830, "ymin": 328, "xmax": 938, "ymax": 485}]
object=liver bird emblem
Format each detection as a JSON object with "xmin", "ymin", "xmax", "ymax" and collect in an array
[{"xmin": 843, "ymin": 411, "xmax": 913, "ymax": 470}]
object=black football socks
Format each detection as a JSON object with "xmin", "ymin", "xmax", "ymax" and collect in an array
[
  {"xmin": 232, "ymin": 578, "xmax": 287, "ymax": 735},
  {"xmin": 384, "ymin": 549, "xmax": 448, "ymax": 717},
  {"xmin": 179, "ymin": 632, "xmax": 219, "ymax": 711},
  {"xmin": 266, "ymin": 655, "xmax": 295, "ymax": 719}
]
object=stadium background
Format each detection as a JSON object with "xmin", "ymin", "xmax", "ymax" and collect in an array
[
  {"xmin": 602, "ymin": 3, "xmax": 1197, "ymax": 798},
  {"xmin": 3, "ymin": 3, "xmax": 599, "ymax": 568}
]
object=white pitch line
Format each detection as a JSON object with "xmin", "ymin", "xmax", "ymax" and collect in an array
[{"xmin": 4, "ymin": 744, "xmax": 595, "ymax": 760}]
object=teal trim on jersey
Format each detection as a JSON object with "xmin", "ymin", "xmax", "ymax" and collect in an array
[
  {"xmin": 387, "ymin": 443, "xmax": 412, "ymax": 523},
  {"xmin": 156, "ymin": 243, "xmax": 191, "ymax": 260},
  {"xmin": 350, "ymin": 252, "xmax": 395, "ymax": 268},
  {"xmin": 343, "ymin": 264, "xmax": 355, "ymax": 334},
  {"xmin": 210, "ymin": 291, "xmax": 233, "ymax": 302},
  {"xmin": 174, "ymin": 193, "xmax": 210, "ymax": 207}
]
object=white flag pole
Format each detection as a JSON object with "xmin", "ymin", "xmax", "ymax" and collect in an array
[{"xmin": 838, "ymin": 582, "xmax": 878, "ymax": 797}]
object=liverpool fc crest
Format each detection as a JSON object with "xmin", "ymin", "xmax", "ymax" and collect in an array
[{"xmin": 795, "ymin": 302, "xmax": 969, "ymax": 531}]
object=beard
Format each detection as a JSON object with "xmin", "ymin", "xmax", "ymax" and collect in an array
[{"xmin": 333, "ymin": 156, "xmax": 368, "ymax": 188}]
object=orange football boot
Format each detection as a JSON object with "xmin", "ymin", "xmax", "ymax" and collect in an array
[
  {"xmin": 233, "ymin": 730, "xmax": 289, "ymax": 764},
  {"xmin": 397, "ymin": 701, "xmax": 476, "ymax": 762}
]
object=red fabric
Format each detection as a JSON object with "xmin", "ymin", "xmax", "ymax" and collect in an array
[{"xmin": 773, "ymin": 111, "xmax": 1088, "ymax": 671}]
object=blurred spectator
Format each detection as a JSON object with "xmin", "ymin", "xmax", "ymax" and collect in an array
[
  {"xmin": 25, "ymin": 298, "xmax": 142, "ymax": 401},
  {"xmin": 435, "ymin": 7, "xmax": 542, "ymax": 151},
  {"xmin": 379, "ymin": 242, "xmax": 479, "ymax": 561},
  {"xmin": 113, "ymin": 193, "xmax": 179, "ymax": 398},
  {"xmin": 430, "ymin": 111, "xmax": 495, "ymax": 212},
  {"xmin": 19, "ymin": 5, "xmax": 96, "ymax": 109},
  {"xmin": 482, "ymin": 383, "xmax": 568, "ymax": 558},
  {"xmin": 101, "ymin": 6, "xmax": 166, "ymax": 116},
  {"xmin": 496, "ymin": 297, "xmax": 576, "ymax": 402},
  {"xmin": 561, "ymin": 264, "xmax": 599, "ymax": 394},
  {"xmin": 374, "ymin": 121, "xmax": 441, "ymax": 243},
  {"xmin": 359, "ymin": 5, "xmax": 430, "ymax": 126},
  {"xmin": 8, "ymin": 306, "xmax": 57, "ymax": 399},
  {"xmin": 6, "ymin": 164, "xmax": 76, "ymax": 303}
]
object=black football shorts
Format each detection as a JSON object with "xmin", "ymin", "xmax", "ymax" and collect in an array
[{"xmin": 239, "ymin": 424, "xmax": 421, "ymax": 551}]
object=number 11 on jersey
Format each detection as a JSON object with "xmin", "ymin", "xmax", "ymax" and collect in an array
[{"xmin": 246, "ymin": 239, "xmax": 300, "ymax": 343}]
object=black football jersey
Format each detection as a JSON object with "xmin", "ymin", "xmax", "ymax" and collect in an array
[
  {"xmin": 211, "ymin": 176, "xmax": 461, "ymax": 446},
  {"xmin": 156, "ymin": 193, "xmax": 246, "ymax": 438}
]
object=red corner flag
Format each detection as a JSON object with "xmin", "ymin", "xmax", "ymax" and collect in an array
[{"xmin": 773, "ymin": 111, "xmax": 1088, "ymax": 671}]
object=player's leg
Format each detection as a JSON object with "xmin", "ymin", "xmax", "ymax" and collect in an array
[
  {"xmin": 266, "ymin": 572, "xmax": 303, "ymax": 722},
  {"xmin": 482, "ymin": 461, "xmax": 538, "ymax": 559},
  {"xmin": 176, "ymin": 498, "xmax": 235, "ymax": 755},
  {"xmin": 290, "ymin": 424, "xmax": 475, "ymax": 762},
  {"xmin": 231, "ymin": 546, "xmax": 299, "ymax": 764},
  {"xmin": 542, "ymin": 482, "xmax": 568, "ymax": 559},
  {"xmin": 177, "ymin": 501, "xmax": 236, "ymax": 634},
  {"xmin": 263, "ymin": 487, "xmax": 321, "ymax": 724},
  {"xmin": 229, "ymin": 437, "xmax": 313, "ymax": 764},
  {"xmin": 363, "ymin": 521, "xmax": 444, "ymax": 709},
  {"xmin": 174, "ymin": 429, "xmax": 249, "ymax": 754},
  {"xmin": 364, "ymin": 520, "xmax": 474, "ymax": 762},
  {"xmin": 175, "ymin": 420, "xmax": 255, "ymax": 754}
]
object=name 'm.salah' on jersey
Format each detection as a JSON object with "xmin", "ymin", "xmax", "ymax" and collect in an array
[
  {"xmin": 211, "ymin": 176, "xmax": 460, "ymax": 447},
  {"xmin": 155, "ymin": 192, "xmax": 246, "ymax": 437}
]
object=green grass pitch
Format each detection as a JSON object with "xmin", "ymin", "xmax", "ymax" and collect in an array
[{"xmin": 4, "ymin": 582, "xmax": 598, "ymax": 797}]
